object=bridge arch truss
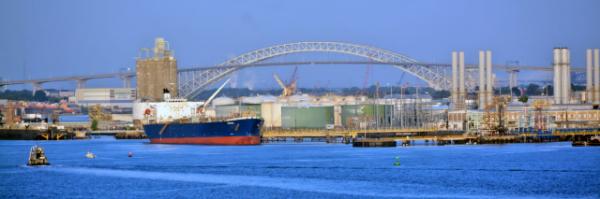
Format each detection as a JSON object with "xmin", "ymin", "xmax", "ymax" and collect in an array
[{"xmin": 178, "ymin": 42, "xmax": 451, "ymax": 99}]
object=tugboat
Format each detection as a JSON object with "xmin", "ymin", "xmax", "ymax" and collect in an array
[{"xmin": 27, "ymin": 145, "xmax": 50, "ymax": 166}]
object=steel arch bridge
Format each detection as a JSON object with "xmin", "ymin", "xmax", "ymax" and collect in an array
[{"xmin": 178, "ymin": 41, "xmax": 451, "ymax": 99}]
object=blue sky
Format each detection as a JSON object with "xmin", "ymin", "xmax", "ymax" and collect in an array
[{"xmin": 1, "ymin": 0, "xmax": 599, "ymax": 90}]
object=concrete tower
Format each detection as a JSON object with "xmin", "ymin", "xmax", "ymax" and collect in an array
[
  {"xmin": 459, "ymin": 51, "xmax": 465, "ymax": 105},
  {"xmin": 478, "ymin": 50, "xmax": 493, "ymax": 110},
  {"xmin": 451, "ymin": 51, "xmax": 465, "ymax": 110},
  {"xmin": 136, "ymin": 38, "xmax": 178, "ymax": 101},
  {"xmin": 595, "ymin": 49, "xmax": 600, "ymax": 104},
  {"xmin": 553, "ymin": 48, "xmax": 571, "ymax": 104},
  {"xmin": 588, "ymin": 48, "xmax": 600, "ymax": 104},
  {"xmin": 478, "ymin": 51, "xmax": 485, "ymax": 109},
  {"xmin": 485, "ymin": 51, "xmax": 493, "ymax": 106},
  {"xmin": 553, "ymin": 48, "xmax": 561, "ymax": 104},
  {"xmin": 587, "ymin": 49, "xmax": 593, "ymax": 103},
  {"xmin": 452, "ymin": 51, "xmax": 458, "ymax": 106},
  {"xmin": 561, "ymin": 48, "xmax": 571, "ymax": 104}
]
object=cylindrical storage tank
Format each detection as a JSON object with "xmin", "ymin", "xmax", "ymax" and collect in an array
[
  {"xmin": 212, "ymin": 97, "xmax": 235, "ymax": 106},
  {"xmin": 281, "ymin": 106, "xmax": 334, "ymax": 129},
  {"xmin": 333, "ymin": 105, "xmax": 342, "ymax": 127},
  {"xmin": 261, "ymin": 102, "xmax": 274, "ymax": 128},
  {"xmin": 341, "ymin": 104, "xmax": 392, "ymax": 128},
  {"xmin": 215, "ymin": 105, "xmax": 240, "ymax": 118},
  {"xmin": 240, "ymin": 104, "xmax": 261, "ymax": 117},
  {"xmin": 319, "ymin": 97, "xmax": 332, "ymax": 103},
  {"xmin": 329, "ymin": 95, "xmax": 343, "ymax": 104},
  {"xmin": 215, "ymin": 104, "xmax": 262, "ymax": 118},
  {"xmin": 241, "ymin": 96, "xmax": 263, "ymax": 104},
  {"xmin": 261, "ymin": 102, "xmax": 282, "ymax": 128},
  {"xmin": 288, "ymin": 94, "xmax": 312, "ymax": 103},
  {"xmin": 259, "ymin": 95, "xmax": 277, "ymax": 103},
  {"xmin": 343, "ymin": 96, "xmax": 356, "ymax": 104}
]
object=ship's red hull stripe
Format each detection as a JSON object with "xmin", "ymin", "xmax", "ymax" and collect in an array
[{"xmin": 150, "ymin": 136, "xmax": 260, "ymax": 145}]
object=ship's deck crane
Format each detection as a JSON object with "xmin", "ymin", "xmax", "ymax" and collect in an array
[{"xmin": 196, "ymin": 78, "xmax": 231, "ymax": 115}]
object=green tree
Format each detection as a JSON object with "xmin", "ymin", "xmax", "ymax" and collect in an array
[
  {"xmin": 431, "ymin": 90, "xmax": 450, "ymax": 99},
  {"xmin": 511, "ymin": 87, "xmax": 521, "ymax": 96},
  {"xmin": 545, "ymin": 85, "xmax": 553, "ymax": 96},
  {"xmin": 33, "ymin": 91, "xmax": 48, "ymax": 102},
  {"xmin": 518, "ymin": 95, "xmax": 529, "ymax": 103},
  {"xmin": 91, "ymin": 119, "xmax": 98, "ymax": 131},
  {"xmin": 526, "ymin": 84, "xmax": 541, "ymax": 96}
]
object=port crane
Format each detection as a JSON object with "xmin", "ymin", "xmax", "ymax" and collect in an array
[{"xmin": 273, "ymin": 66, "xmax": 298, "ymax": 97}]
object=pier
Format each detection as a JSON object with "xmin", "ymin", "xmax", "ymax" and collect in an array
[
  {"xmin": 261, "ymin": 128, "xmax": 600, "ymax": 145},
  {"xmin": 0, "ymin": 127, "xmax": 74, "ymax": 140}
]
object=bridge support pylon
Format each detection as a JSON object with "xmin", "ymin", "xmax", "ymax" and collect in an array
[
  {"xmin": 76, "ymin": 79, "xmax": 87, "ymax": 89},
  {"xmin": 121, "ymin": 76, "xmax": 132, "ymax": 88},
  {"xmin": 32, "ymin": 82, "xmax": 43, "ymax": 96},
  {"xmin": 508, "ymin": 69, "xmax": 519, "ymax": 91}
]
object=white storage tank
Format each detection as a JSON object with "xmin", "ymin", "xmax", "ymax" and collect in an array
[
  {"xmin": 212, "ymin": 97, "xmax": 235, "ymax": 106},
  {"xmin": 261, "ymin": 102, "xmax": 282, "ymax": 128}
]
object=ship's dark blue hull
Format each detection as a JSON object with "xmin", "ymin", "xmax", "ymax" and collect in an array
[{"xmin": 143, "ymin": 118, "xmax": 263, "ymax": 145}]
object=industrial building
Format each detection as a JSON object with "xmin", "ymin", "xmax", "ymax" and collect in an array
[
  {"xmin": 445, "ymin": 48, "xmax": 600, "ymax": 135},
  {"xmin": 449, "ymin": 102, "xmax": 600, "ymax": 133},
  {"xmin": 181, "ymin": 93, "xmax": 443, "ymax": 131},
  {"xmin": 74, "ymin": 88, "xmax": 136, "ymax": 108},
  {"xmin": 44, "ymin": 89, "xmax": 75, "ymax": 99}
]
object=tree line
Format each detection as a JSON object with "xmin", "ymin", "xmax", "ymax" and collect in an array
[{"xmin": 0, "ymin": 90, "xmax": 63, "ymax": 102}]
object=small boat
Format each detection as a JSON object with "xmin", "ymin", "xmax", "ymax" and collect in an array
[
  {"xmin": 85, "ymin": 151, "xmax": 96, "ymax": 159},
  {"xmin": 28, "ymin": 145, "xmax": 50, "ymax": 166}
]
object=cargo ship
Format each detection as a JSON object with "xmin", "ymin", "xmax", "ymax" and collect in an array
[
  {"xmin": 135, "ymin": 79, "xmax": 263, "ymax": 145},
  {"xmin": 143, "ymin": 117, "xmax": 262, "ymax": 145}
]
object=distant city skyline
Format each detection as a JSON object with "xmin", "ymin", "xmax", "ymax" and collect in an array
[{"xmin": 1, "ymin": 0, "xmax": 600, "ymax": 90}]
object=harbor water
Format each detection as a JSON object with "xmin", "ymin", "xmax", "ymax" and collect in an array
[{"xmin": 1, "ymin": 138, "xmax": 599, "ymax": 198}]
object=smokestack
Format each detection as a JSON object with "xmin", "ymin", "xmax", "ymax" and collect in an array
[
  {"xmin": 485, "ymin": 51, "xmax": 493, "ymax": 105},
  {"xmin": 595, "ymin": 49, "xmax": 600, "ymax": 104},
  {"xmin": 587, "ymin": 49, "xmax": 593, "ymax": 103},
  {"xmin": 553, "ymin": 48, "xmax": 561, "ymax": 104},
  {"xmin": 479, "ymin": 51, "xmax": 486, "ymax": 110},
  {"xmin": 452, "ymin": 51, "xmax": 458, "ymax": 107},
  {"xmin": 561, "ymin": 48, "xmax": 570, "ymax": 104},
  {"xmin": 459, "ymin": 51, "xmax": 465, "ymax": 106}
]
